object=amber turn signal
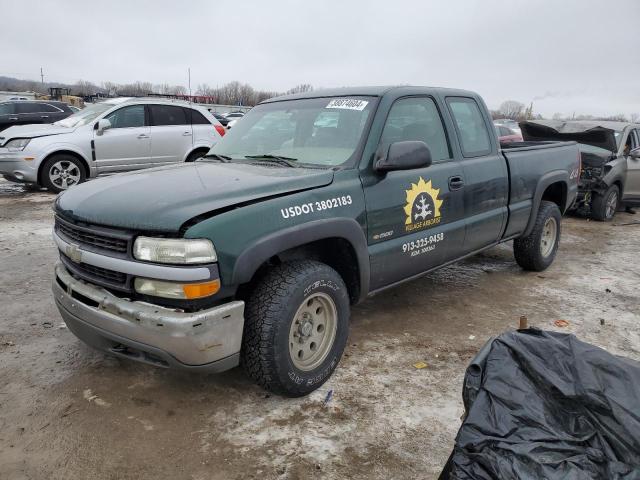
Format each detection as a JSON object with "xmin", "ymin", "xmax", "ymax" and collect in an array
[{"xmin": 182, "ymin": 279, "xmax": 221, "ymax": 299}]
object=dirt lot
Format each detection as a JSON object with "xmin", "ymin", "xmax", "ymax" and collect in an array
[{"xmin": 0, "ymin": 178, "xmax": 638, "ymax": 480}]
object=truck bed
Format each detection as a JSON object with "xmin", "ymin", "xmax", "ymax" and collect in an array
[{"xmin": 501, "ymin": 140, "xmax": 580, "ymax": 238}]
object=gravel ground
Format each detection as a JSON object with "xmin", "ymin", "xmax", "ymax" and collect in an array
[{"xmin": 1, "ymin": 178, "xmax": 638, "ymax": 480}]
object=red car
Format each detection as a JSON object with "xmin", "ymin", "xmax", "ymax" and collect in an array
[{"xmin": 496, "ymin": 125, "xmax": 523, "ymax": 143}]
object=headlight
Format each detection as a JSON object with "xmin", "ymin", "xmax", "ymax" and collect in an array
[
  {"xmin": 5, "ymin": 138, "xmax": 30, "ymax": 150},
  {"xmin": 133, "ymin": 237, "xmax": 217, "ymax": 264}
]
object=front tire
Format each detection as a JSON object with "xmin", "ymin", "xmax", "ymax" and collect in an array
[
  {"xmin": 591, "ymin": 185, "xmax": 619, "ymax": 221},
  {"xmin": 514, "ymin": 201, "xmax": 562, "ymax": 271},
  {"xmin": 241, "ymin": 260, "xmax": 350, "ymax": 397},
  {"xmin": 41, "ymin": 154, "xmax": 86, "ymax": 193}
]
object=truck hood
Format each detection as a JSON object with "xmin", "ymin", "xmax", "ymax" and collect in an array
[
  {"xmin": 0, "ymin": 123, "xmax": 74, "ymax": 143},
  {"xmin": 520, "ymin": 120, "xmax": 618, "ymax": 153},
  {"xmin": 55, "ymin": 162, "xmax": 334, "ymax": 232}
]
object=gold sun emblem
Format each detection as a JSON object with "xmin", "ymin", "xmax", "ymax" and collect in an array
[{"xmin": 404, "ymin": 177, "xmax": 443, "ymax": 232}]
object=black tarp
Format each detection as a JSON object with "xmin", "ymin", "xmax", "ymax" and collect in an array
[{"xmin": 440, "ymin": 329, "xmax": 640, "ymax": 480}]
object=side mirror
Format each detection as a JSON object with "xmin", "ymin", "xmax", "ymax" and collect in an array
[
  {"xmin": 95, "ymin": 118, "xmax": 111, "ymax": 135},
  {"xmin": 374, "ymin": 141, "xmax": 432, "ymax": 172},
  {"xmin": 630, "ymin": 147, "xmax": 640, "ymax": 159}
]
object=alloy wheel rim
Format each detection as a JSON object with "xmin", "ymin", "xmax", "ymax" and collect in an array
[
  {"xmin": 288, "ymin": 292, "xmax": 338, "ymax": 371},
  {"xmin": 540, "ymin": 217, "xmax": 557, "ymax": 258},
  {"xmin": 50, "ymin": 161, "xmax": 81, "ymax": 189}
]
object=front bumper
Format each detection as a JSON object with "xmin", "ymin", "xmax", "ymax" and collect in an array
[
  {"xmin": 0, "ymin": 149, "xmax": 39, "ymax": 183},
  {"xmin": 53, "ymin": 262, "xmax": 245, "ymax": 371}
]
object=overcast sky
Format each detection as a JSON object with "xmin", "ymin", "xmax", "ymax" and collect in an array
[{"xmin": 2, "ymin": 0, "xmax": 639, "ymax": 117}]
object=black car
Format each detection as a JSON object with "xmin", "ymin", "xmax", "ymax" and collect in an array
[{"xmin": 0, "ymin": 100, "xmax": 74, "ymax": 132}]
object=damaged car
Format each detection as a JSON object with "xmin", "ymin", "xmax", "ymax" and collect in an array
[{"xmin": 520, "ymin": 120, "xmax": 640, "ymax": 220}]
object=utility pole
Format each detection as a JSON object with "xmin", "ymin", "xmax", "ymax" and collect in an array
[
  {"xmin": 40, "ymin": 67, "xmax": 44, "ymax": 85},
  {"xmin": 188, "ymin": 67, "xmax": 191, "ymax": 99}
]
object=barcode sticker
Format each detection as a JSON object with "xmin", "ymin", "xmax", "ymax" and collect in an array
[{"xmin": 326, "ymin": 99, "xmax": 368, "ymax": 111}]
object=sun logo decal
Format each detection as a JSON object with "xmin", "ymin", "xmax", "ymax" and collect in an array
[{"xmin": 404, "ymin": 177, "xmax": 443, "ymax": 232}]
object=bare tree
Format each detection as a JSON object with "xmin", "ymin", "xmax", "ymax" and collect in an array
[
  {"xmin": 631, "ymin": 113, "xmax": 639, "ymax": 123},
  {"xmin": 286, "ymin": 84, "xmax": 313, "ymax": 95},
  {"xmin": 499, "ymin": 100, "xmax": 525, "ymax": 119}
]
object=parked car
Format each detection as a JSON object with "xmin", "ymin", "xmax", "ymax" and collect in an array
[
  {"xmin": 520, "ymin": 120, "xmax": 640, "ymax": 220},
  {"xmin": 0, "ymin": 98, "xmax": 226, "ymax": 192},
  {"xmin": 223, "ymin": 111, "xmax": 245, "ymax": 120},
  {"xmin": 68, "ymin": 105, "xmax": 82, "ymax": 113},
  {"xmin": 495, "ymin": 125, "xmax": 523, "ymax": 143},
  {"xmin": 494, "ymin": 118, "xmax": 521, "ymax": 135},
  {"xmin": 210, "ymin": 112, "xmax": 230, "ymax": 126},
  {"xmin": 0, "ymin": 100, "xmax": 74, "ymax": 132},
  {"xmin": 51, "ymin": 86, "xmax": 579, "ymax": 397}
]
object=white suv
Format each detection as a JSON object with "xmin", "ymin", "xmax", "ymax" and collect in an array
[{"xmin": 0, "ymin": 98, "xmax": 226, "ymax": 192}]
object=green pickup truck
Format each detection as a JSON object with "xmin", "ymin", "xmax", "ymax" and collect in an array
[{"xmin": 52, "ymin": 86, "xmax": 579, "ymax": 396}]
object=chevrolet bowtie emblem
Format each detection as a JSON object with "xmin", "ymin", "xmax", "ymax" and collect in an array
[{"xmin": 65, "ymin": 243, "xmax": 83, "ymax": 263}]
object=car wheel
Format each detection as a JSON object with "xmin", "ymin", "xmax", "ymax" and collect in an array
[
  {"xmin": 591, "ymin": 185, "xmax": 619, "ymax": 222},
  {"xmin": 241, "ymin": 260, "xmax": 350, "ymax": 397},
  {"xmin": 513, "ymin": 200, "xmax": 562, "ymax": 272},
  {"xmin": 41, "ymin": 155, "xmax": 86, "ymax": 193}
]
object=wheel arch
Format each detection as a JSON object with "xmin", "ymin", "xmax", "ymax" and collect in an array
[
  {"xmin": 523, "ymin": 171, "xmax": 569, "ymax": 237},
  {"xmin": 183, "ymin": 146, "xmax": 210, "ymax": 162},
  {"xmin": 38, "ymin": 150, "xmax": 90, "ymax": 186},
  {"xmin": 232, "ymin": 218, "xmax": 370, "ymax": 304}
]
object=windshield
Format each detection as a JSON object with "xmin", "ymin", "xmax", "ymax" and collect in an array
[
  {"xmin": 54, "ymin": 102, "xmax": 114, "ymax": 128},
  {"xmin": 207, "ymin": 96, "xmax": 376, "ymax": 167}
]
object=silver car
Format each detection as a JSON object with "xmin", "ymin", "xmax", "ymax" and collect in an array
[{"xmin": 0, "ymin": 98, "xmax": 226, "ymax": 192}]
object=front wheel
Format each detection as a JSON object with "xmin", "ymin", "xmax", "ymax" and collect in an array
[
  {"xmin": 514, "ymin": 200, "xmax": 562, "ymax": 271},
  {"xmin": 591, "ymin": 185, "xmax": 619, "ymax": 221},
  {"xmin": 41, "ymin": 155, "xmax": 86, "ymax": 193},
  {"xmin": 241, "ymin": 260, "xmax": 350, "ymax": 397}
]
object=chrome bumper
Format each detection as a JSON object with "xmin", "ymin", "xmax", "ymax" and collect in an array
[{"xmin": 53, "ymin": 262, "xmax": 245, "ymax": 370}]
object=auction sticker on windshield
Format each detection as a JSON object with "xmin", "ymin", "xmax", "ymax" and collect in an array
[{"xmin": 326, "ymin": 99, "xmax": 368, "ymax": 111}]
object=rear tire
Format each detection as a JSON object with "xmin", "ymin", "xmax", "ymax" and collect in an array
[
  {"xmin": 591, "ymin": 185, "xmax": 619, "ymax": 221},
  {"xmin": 41, "ymin": 154, "xmax": 86, "ymax": 193},
  {"xmin": 514, "ymin": 200, "xmax": 561, "ymax": 271},
  {"xmin": 241, "ymin": 260, "xmax": 350, "ymax": 397}
]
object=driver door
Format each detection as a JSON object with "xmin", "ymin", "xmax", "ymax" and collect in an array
[
  {"xmin": 363, "ymin": 96, "xmax": 466, "ymax": 290},
  {"xmin": 93, "ymin": 104, "xmax": 151, "ymax": 173},
  {"xmin": 623, "ymin": 129, "xmax": 640, "ymax": 205}
]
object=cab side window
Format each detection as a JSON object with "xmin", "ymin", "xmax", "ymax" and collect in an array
[
  {"xmin": 379, "ymin": 97, "xmax": 450, "ymax": 161},
  {"xmin": 105, "ymin": 105, "xmax": 145, "ymax": 128},
  {"xmin": 0, "ymin": 103, "xmax": 14, "ymax": 115},
  {"xmin": 447, "ymin": 97, "xmax": 491, "ymax": 157}
]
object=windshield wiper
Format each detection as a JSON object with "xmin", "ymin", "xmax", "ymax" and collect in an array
[
  {"xmin": 244, "ymin": 154, "xmax": 299, "ymax": 167},
  {"xmin": 201, "ymin": 153, "xmax": 233, "ymax": 163}
]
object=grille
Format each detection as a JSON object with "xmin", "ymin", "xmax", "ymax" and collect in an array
[
  {"xmin": 60, "ymin": 253, "xmax": 129, "ymax": 290},
  {"xmin": 55, "ymin": 216, "xmax": 129, "ymax": 254}
]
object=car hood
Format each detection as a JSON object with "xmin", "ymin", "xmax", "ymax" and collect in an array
[
  {"xmin": 520, "ymin": 120, "xmax": 618, "ymax": 153},
  {"xmin": 55, "ymin": 161, "xmax": 334, "ymax": 232},
  {"xmin": 0, "ymin": 123, "xmax": 73, "ymax": 143}
]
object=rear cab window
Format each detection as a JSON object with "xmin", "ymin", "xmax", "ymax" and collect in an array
[
  {"xmin": 446, "ymin": 97, "xmax": 492, "ymax": 157},
  {"xmin": 185, "ymin": 108, "xmax": 211, "ymax": 125}
]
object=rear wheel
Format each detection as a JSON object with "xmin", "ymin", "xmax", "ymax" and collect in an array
[
  {"xmin": 41, "ymin": 154, "xmax": 86, "ymax": 193},
  {"xmin": 591, "ymin": 185, "xmax": 619, "ymax": 221},
  {"xmin": 514, "ymin": 200, "xmax": 561, "ymax": 271},
  {"xmin": 241, "ymin": 260, "xmax": 350, "ymax": 397}
]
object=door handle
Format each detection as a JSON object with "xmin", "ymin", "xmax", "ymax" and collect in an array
[
  {"xmin": 449, "ymin": 176, "xmax": 465, "ymax": 190},
  {"xmin": 8, "ymin": 117, "xmax": 18, "ymax": 121},
  {"xmin": 137, "ymin": 134, "xmax": 149, "ymax": 139},
  {"xmin": 41, "ymin": 115, "xmax": 49, "ymax": 119},
  {"xmin": 182, "ymin": 131, "xmax": 192, "ymax": 136}
]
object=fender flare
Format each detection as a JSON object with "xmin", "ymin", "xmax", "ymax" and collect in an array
[
  {"xmin": 523, "ymin": 170, "xmax": 569, "ymax": 237},
  {"xmin": 232, "ymin": 218, "xmax": 370, "ymax": 303}
]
